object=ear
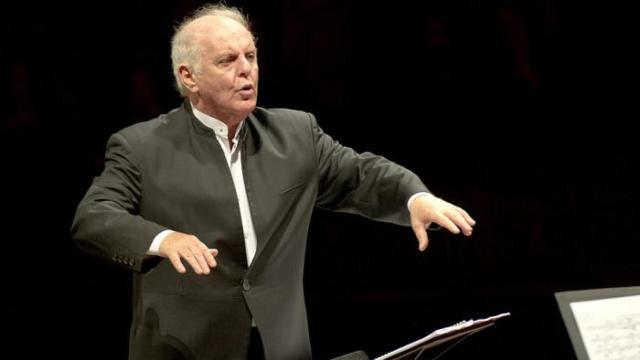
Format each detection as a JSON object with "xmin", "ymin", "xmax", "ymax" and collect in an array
[{"xmin": 178, "ymin": 64, "xmax": 198, "ymax": 93}]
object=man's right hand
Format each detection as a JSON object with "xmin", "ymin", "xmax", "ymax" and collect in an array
[{"xmin": 158, "ymin": 231, "xmax": 218, "ymax": 275}]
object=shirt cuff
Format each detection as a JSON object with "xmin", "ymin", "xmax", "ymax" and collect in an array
[
  {"xmin": 407, "ymin": 192, "xmax": 433, "ymax": 210},
  {"xmin": 147, "ymin": 229, "xmax": 174, "ymax": 256}
]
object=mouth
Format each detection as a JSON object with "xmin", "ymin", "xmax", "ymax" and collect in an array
[
  {"xmin": 237, "ymin": 84, "xmax": 256, "ymax": 98},
  {"xmin": 238, "ymin": 84, "xmax": 254, "ymax": 91}
]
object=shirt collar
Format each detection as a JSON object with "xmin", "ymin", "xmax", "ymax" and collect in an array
[{"xmin": 191, "ymin": 103, "xmax": 244, "ymax": 142}]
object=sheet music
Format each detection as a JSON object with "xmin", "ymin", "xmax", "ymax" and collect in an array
[
  {"xmin": 570, "ymin": 295, "xmax": 640, "ymax": 360},
  {"xmin": 374, "ymin": 312, "xmax": 510, "ymax": 360}
]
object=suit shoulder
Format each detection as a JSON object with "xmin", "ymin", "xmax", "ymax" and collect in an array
[
  {"xmin": 253, "ymin": 107, "xmax": 313, "ymax": 123},
  {"xmin": 250, "ymin": 107, "xmax": 317, "ymax": 138},
  {"xmin": 114, "ymin": 106, "xmax": 184, "ymax": 145}
]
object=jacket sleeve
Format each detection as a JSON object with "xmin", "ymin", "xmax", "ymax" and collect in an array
[
  {"xmin": 71, "ymin": 132, "xmax": 166, "ymax": 272},
  {"xmin": 310, "ymin": 113, "xmax": 430, "ymax": 226}
]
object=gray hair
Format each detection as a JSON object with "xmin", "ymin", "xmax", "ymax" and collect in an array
[{"xmin": 170, "ymin": 3, "xmax": 253, "ymax": 97}]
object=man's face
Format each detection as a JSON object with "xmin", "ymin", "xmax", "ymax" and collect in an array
[{"xmin": 190, "ymin": 16, "xmax": 259, "ymax": 122}]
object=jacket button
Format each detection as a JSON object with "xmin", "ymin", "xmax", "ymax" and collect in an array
[{"xmin": 242, "ymin": 279, "xmax": 251, "ymax": 291}]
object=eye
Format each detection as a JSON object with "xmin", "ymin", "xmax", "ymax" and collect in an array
[
  {"xmin": 218, "ymin": 56, "xmax": 235, "ymax": 66},
  {"xmin": 246, "ymin": 52, "xmax": 257, "ymax": 62}
]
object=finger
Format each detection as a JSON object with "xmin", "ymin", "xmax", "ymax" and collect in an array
[
  {"xmin": 180, "ymin": 250, "xmax": 204, "ymax": 274},
  {"xmin": 194, "ymin": 243, "xmax": 216, "ymax": 270},
  {"xmin": 195, "ymin": 253, "xmax": 211, "ymax": 275},
  {"xmin": 458, "ymin": 208, "xmax": 476, "ymax": 226},
  {"xmin": 434, "ymin": 213, "xmax": 461, "ymax": 234},
  {"xmin": 449, "ymin": 210, "xmax": 473, "ymax": 235},
  {"xmin": 168, "ymin": 253, "xmax": 186, "ymax": 274},
  {"xmin": 192, "ymin": 250, "xmax": 210, "ymax": 275},
  {"xmin": 204, "ymin": 249, "xmax": 218, "ymax": 267},
  {"xmin": 411, "ymin": 218, "xmax": 430, "ymax": 251}
]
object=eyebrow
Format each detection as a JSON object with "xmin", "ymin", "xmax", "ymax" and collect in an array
[{"xmin": 217, "ymin": 44, "xmax": 257, "ymax": 53}]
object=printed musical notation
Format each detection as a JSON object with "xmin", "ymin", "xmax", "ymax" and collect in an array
[{"xmin": 570, "ymin": 295, "xmax": 640, "ymax": 360}]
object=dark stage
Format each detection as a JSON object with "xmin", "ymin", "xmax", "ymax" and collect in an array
[{"xmin": 2, "ymin": 0, "xmax": 636, "ymax": 358}]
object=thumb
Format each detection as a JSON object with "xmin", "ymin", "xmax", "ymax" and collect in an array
[{"xmin": 411, "ymin": 218, "xmax": 430, "ymax": 251}]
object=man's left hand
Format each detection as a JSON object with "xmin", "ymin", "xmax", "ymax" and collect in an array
[{"xmin": 409, "ymin": 193, "xmax": 476, "ymax": 251}]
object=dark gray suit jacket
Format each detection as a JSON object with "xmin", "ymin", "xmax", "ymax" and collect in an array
[{"xmin": 72, "ymin": 102, "xmax": 428, "ymax": 360}]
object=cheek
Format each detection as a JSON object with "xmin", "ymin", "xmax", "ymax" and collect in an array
[
  {"xmin": 204, "ymin": 72, "xmax": 233, "ymax": 89},
  {"xmin": 210, "ymin": 80, "xmax": 234, "ymax": 98}
]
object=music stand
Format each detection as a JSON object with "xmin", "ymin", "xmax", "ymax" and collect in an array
[{"xmin": 374, "ymin": 313, "xmax": 510, "ymax": 360}]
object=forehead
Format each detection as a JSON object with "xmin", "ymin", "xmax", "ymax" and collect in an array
[{"xmin": 191, "ymin": 16, "xmax": 255, "ymax": 52}]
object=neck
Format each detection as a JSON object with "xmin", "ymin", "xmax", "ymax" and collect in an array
[
  {"xmin": 227, "ymin": 122, "xmax": 241, "ymax": 140},
  {"xmin": 191, "ymin": 102, "xmax": 246, "ymax": 131}
]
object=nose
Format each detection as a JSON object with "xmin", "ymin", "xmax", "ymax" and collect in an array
[{"xmin": 237, "ymin": 56, "xmax": 254, "ymax": 77}]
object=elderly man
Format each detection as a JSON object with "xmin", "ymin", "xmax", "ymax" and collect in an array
[{"xmin": 72, "ymin": 3, "xmax": 475, "ymax": 360}]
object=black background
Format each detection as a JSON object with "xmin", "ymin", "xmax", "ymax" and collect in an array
[{"xmin": 2, "ymin": 0, "xmax": 637, "ymax": 359}]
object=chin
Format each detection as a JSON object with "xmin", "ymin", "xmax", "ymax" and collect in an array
[{"xmin": 236, "ymin": 101, "xmax": 257, "ymax": 114}]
